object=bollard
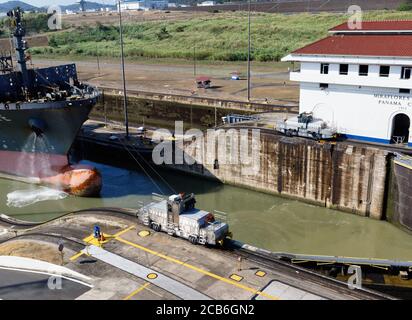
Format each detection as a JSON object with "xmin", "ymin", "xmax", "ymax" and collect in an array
[{"xmin": 237, "ymin": 256, "xmax": 242, "ymax": 272}]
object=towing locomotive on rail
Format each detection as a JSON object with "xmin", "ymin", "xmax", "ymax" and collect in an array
[
  {"xmin": 137, "ymin": 193, "xmax": 231, "ymax": 246},
  {"xmin": 222, "ymin": 112, "xmax": 338, "ymax": 140},
  {"xmin": 275, "ymin": 112, "xmax": 337, "ymax": 140}
]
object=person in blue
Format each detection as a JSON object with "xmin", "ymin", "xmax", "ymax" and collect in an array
[{"xmin": 94, "ymin": 225, "xmax": 101, "ymax": 239}]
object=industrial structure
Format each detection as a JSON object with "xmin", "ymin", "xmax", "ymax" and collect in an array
[
  {"xmin": 118, "ymin": 0, "xmax": 169, "ymax": 11},
  {"xmin": 198, "ymin": 1, "xmax": 217, "ymax": 6},
  {"xmin": 282, "ymin": 21, "xmax": 412, "ymax": 147},
  {"xmin": 78, "ymin": 0, "xmax": 86, "ymax": 12}
]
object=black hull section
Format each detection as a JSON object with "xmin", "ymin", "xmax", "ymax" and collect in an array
[
  {"xmin": 0, "ymin": 10, "xmax": 102, "ymax": 193},
  {"xmin": 0, "ymin": 97, "xmax": 96, "ymax": 156}
]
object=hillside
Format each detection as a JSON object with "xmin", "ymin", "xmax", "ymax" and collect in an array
[
  {"xmin": 30, "ymin": 10, "xmax": 412, "ymax": 62},
  {"xmin": 171, "ymin": 0, "xmax": 406, "ymax": 13},
  {"xmin": 0, "ymin": 1, "xmax": 38, "ymax": 12},
  {"xmin": 0, "ymin": 1, "xmax": 115, "ymax": 13},
  {"xmin": 59, "ymin": 2, "xmax": 116, "ymax": 12}
]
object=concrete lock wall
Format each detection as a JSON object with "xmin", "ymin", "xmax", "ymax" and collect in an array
[
  {"xmin": 91, "ymin": 90, "xmax": 298, "ymax": 130},
  {"xmin": 88, "ymin": 93, "xmax": 389, "ymax": 220},
  {"xmin": 169, "ymin": 130, "xmax": 388, "ymax": 219},
  {"xmin": 388, "ymin": 160, "xmax": 412, "ymax": 230}
]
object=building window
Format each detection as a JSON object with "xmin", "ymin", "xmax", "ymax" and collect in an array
[
  {"xmin": 401, "ymin": 67, "xmax": 412, "ymax": 79},
  {"xmin": 320, "ymin": 63, "xmax": 329, "ymax": 74},
  {"xmin": 379, "ymin": 65, "xmax": 390, "ymax": 77},
  {"xmin": 359, "ymin": 65, "xmax": 369, "ymax": 76},
  {"xmin": 319, "ymin": 83, "xmax": 329, "ymax": 89},
  {"xmin": 339, "ymin": 64, "xmax": 349, "ymax": 75},
  {"xmin": 399, "ymin": 88, "xmax": 410, "ymax": 94}
]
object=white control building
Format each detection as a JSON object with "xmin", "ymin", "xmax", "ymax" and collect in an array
[
  {"xmin": 119, "ymin": 0, "xmax": 168, "ymax": 11},
  {"xmin": 282, "ymin": 21, "xmax": 412, "ymax": 147}
]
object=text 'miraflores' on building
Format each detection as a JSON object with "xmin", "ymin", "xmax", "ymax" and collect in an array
[{"xmin": 282, "ymin": 20, "xmax": 412, "ymax": 147}]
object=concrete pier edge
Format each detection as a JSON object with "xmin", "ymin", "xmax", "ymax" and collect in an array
[{"xmin": 0, "ymin": 256, "xmax": 93, "ymax": 285}]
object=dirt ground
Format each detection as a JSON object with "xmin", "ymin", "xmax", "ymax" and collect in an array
[
  {"xmin": 1, "ymin": 10, "xmax": 299, "ymax": 103},
  {"xmin": 0, "ymin": 35, "xmax": 49, "ymax": 52},
  {"xmin": 32, "ymin": 57, "xmax": 299, "ymax": 104},
  {"xmin": 0, "ymin": 240, "xmax": 64, "ymax": 265},
  {"xmin": 62, "ymin": 10, "xmax": 213, "ymax": 28}
]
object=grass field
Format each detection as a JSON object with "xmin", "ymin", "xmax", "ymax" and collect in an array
[{"xmin": 29, "ymin": 10, "xmax": 412, "ymax": 62}]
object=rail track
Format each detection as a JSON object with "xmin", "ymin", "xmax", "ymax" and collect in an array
[
  {"xmin": 224, "ymin": 124, "xmax": 412, "ymax": 155},
  {"xmin": 230, "ymin": 244, "xmax": 395, "ymax": 300},
  {"xmin": 0, "ymin": 207, "xmax": 394, "ymax": 300}
]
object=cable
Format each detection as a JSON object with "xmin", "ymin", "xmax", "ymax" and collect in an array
[
  {"xmin": 127, "ymin": 138, "xmax": 176, "ymax": 194},
  {"xmin": 118, "ymin": 136, "xmax": 165, "ymax": 195}
]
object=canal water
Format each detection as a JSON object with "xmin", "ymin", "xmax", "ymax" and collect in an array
[{"xmin": 2, "ymin": 160, "xmax": 412, "ymax": 261}]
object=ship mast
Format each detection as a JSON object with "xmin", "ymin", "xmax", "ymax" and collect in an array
[{"xmin": 7, "ymin": 8, "xmax": 30, "ymax": 95}]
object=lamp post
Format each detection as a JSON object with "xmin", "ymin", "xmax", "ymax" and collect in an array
[
  {"xmin": 193, "ymin": 1, "xmax": 198, "ymax": 78},
  {"xmin": 193, "ymin": 45, "xmax": 196, "ymax": 77},
  {"xmin": 118, "ymin": 0, "xmax": 129, "ymax": 138}
]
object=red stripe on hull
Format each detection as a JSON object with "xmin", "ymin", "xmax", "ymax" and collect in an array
[
  {"xmin": 0, "ymin": 150, "xmax": 102, "ymax": 196},
  {"xmin": 0, "ymin": 150, "xmax": 68, "ymax": 178}
]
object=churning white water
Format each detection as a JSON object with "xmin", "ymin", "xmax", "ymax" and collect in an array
[
  {"xmin": 6, "ymin": 186, "xmax": 68, "ymax": 208},
  {"xmin": 17, "ymin": 132, "xmax": 54, "ymax": 178},
  {"xmin": 5, "ymin": 132, "xmax": 66, "ymax": 208}
]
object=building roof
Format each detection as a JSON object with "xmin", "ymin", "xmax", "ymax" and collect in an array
[
  {"xmin": 330, "ymin": 20, "xmax": 412, "ymax": 33},
  {"xmin": 196, "ymin": 76, "xmax": 211, "ymax": 82},
  {"xmin": 292, "ymin": 34, "xmax": 412, "ymax": 57}
]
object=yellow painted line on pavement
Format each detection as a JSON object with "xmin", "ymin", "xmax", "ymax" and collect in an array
[
  {"xmin": 70, "ymin": 252, "xmax": 84, "ymax": 261},
  {"xmin": 70, "ymin": 226, "xmax": 134, "ymax": 261},
  {"xmin": 83, "ymin": 233, "xmax": 112, "ymax": 246},
  {"xmin": 115, "ymin": 236, "xmax": 279, "ymax": 300},
  {"xmin": 113, "ymin": 225, "xmax": 135, "ymax": 238},
  {"xmin": 123, "ymin": 282, "xmax": 150, "ymax": 300}
]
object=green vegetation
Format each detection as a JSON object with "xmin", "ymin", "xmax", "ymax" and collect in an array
[
  {"xmin": 0, "ymin": 12, "xmax": 65, "ymax": 38},
  {"xmin": 31, "ymin": 10, "xmax": 412, "ymax": 62},
  {"xmin": 398, "ymin": 0, "xmax": 412, "ymax": 11}
]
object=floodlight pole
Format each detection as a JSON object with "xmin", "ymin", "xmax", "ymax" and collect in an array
[
  {"xmin": 247, "ymin": 0, "xmax": 251, "ymax": 102},
  {"xmin": 118, "ymin": 0, "xmax": 129, "ymax": 138},
  {"xmin": 194, "ymin": 46, "xmax": 196, "ymax": 77}
]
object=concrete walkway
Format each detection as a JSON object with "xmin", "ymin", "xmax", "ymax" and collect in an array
[
  {"xmin": 255, "ymin": 281, "xmax": 325, "ymax": 300},
  {"xmin": 84, "ymin": 245, "xmax": 211, "ymax": 300},
  {"xmin": 0, "ymin": 256, "xmax": 92, "ymax": 283}
]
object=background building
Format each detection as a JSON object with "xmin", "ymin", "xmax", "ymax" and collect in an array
[
  {"xmin": 198, "ymin": 1, "xmax": 217, "ymax": 6},
  {"xmin": 119, "ymin": 0, "xmax": 169, "ymax": 11},
  {"xmin": 282, "ymin": 21, "xmax": 412, "ymax": 147}
]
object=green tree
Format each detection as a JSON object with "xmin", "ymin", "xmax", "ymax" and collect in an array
[
  {"xmin": 398, "ymin": 0, "xmax": 412, "ymax": 11},
  {"xmin": 156, "ymin": 26, "xmax": 170, "ymax": 40}
]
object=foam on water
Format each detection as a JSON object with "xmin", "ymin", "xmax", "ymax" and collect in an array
[
  {"xmin": 17, "ymin": 132, "xmax": 54, "ymax": 179},
  {"xmin": 7, "ymin": 187, "xmax": 68, "ymax": 208}
]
